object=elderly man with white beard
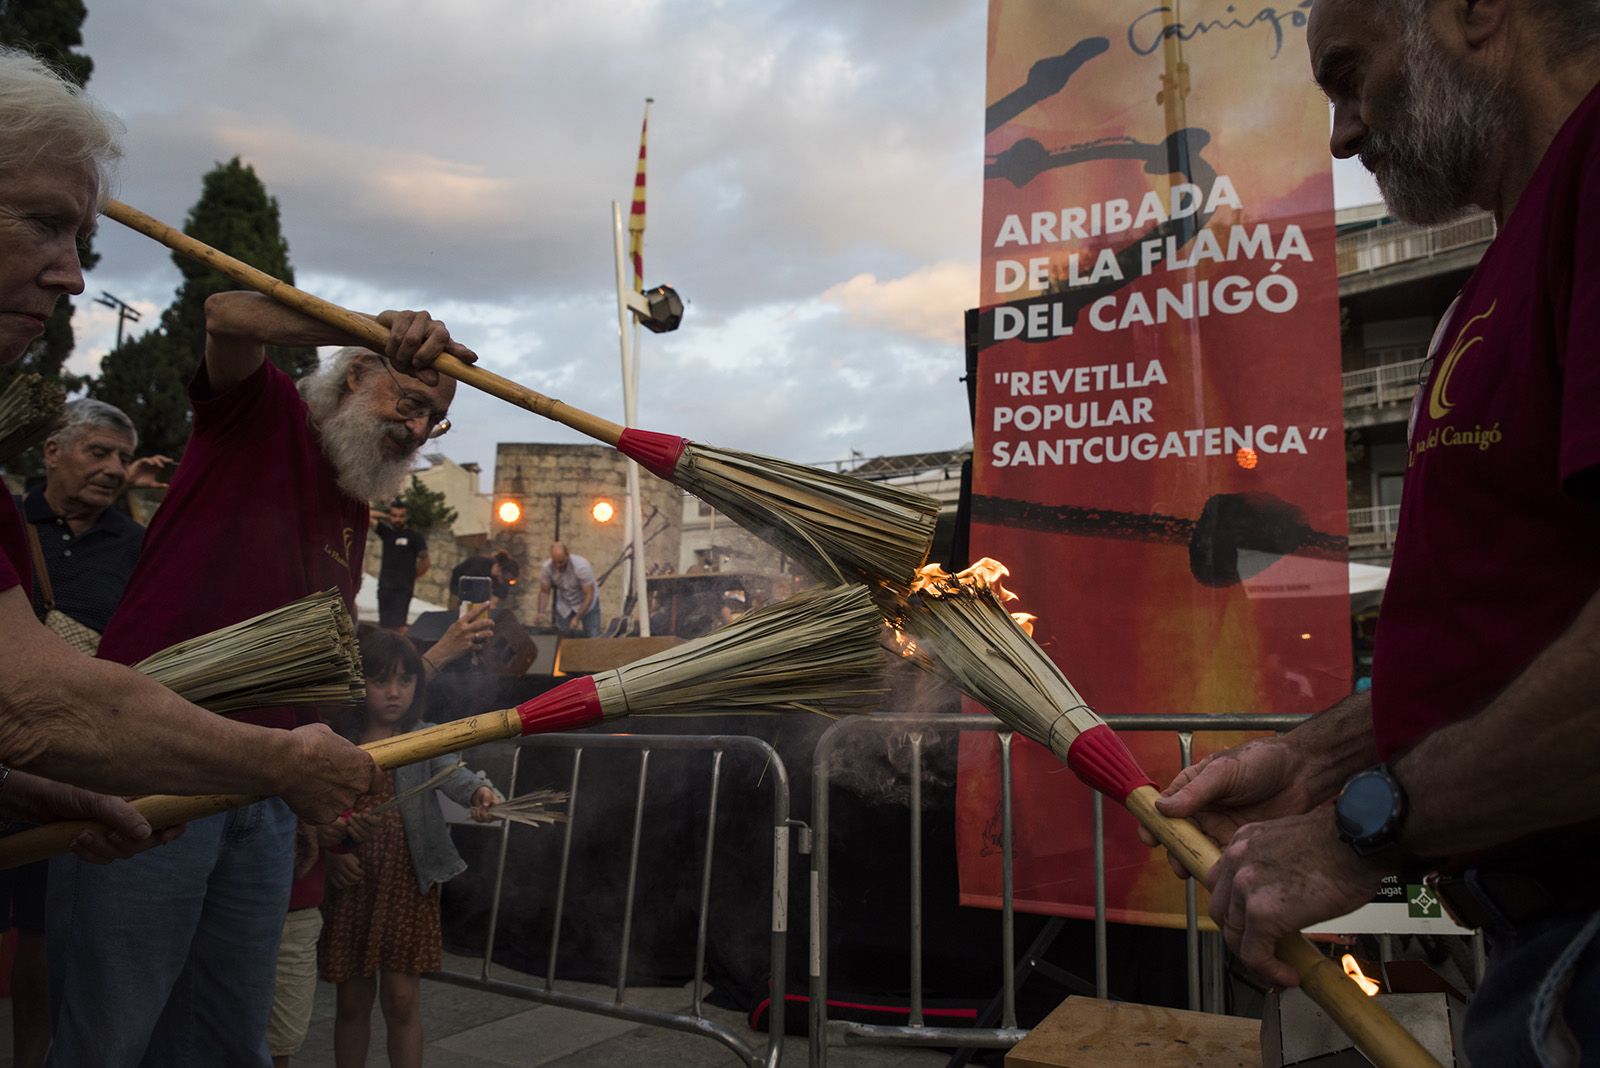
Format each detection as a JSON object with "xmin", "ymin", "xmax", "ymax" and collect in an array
[
  {"xmin": 45, "ymin": 291, "xmax": 477, "ymax": 1067},
  {"xmin": 1137, "ymin": 1, "xmax": 1600, "ymax": 1064}
]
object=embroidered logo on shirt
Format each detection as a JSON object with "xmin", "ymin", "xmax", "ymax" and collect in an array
[
  {"xmin": 324, "ymin": 527, "xmax": 355, "ymax": 571},
  {"xmin": 1427, "ymin": 300, "xmax": 1496, "ymax": 420}
]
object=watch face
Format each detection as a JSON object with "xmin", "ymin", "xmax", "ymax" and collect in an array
[{"xmin": 1340, "ymin": 773, "xmax": 1396, "ymax": 840}]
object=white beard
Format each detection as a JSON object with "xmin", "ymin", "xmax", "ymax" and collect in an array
[{"xmin": 315, "ymin": 399, "xmax": 419, "ymax": 504}]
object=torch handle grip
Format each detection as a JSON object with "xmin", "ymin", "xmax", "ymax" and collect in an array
[
  {"xmin": 0, "ymin": 709, "xmax": 523, "ymax": 871},
  {"xmin": 1124, "ymin": 786, "xmax": 1444, "ymax": 1068},
  {"xmin": 100, "ymin": 199, "xmax": 625, "ymax": 446}
]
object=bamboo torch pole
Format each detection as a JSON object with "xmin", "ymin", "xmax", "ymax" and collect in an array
[
  {"xmin": 897, "ymin": 567, "xmax": 1444, "ymax": 1068},
  {"xmin": 100, "ymin": 199, "xmax": 624, "ymax": 447}
]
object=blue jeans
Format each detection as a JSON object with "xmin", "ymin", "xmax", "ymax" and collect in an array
[
  {"xmin": 1465, "ymin": 909, "xmax": 1600, "ymax": 1067},
  {"xmin": 562, "ymin": 603, "xmax": 603, "ymax": 637},
  {"xmin": 46, "ymin": 799, "xmax": 295, "ymax": 1068}
]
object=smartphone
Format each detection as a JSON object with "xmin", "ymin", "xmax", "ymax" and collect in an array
[{"xmin": 459, "ymin": 575, "xmax": 493, "ymax": 615}]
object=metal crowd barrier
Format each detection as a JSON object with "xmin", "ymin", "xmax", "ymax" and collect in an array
[
  {"xmin": 430, "ymin": 732, "xmax": 795, "ymax": 1068},
  {"xmin": 807, "ymin": 711, "xmax": 1308, "ymax": 1066}
]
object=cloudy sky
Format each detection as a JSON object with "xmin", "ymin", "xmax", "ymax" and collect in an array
[{"xmin": 67, "ymin": 0, "xmax": 1382, "ymax": 483}]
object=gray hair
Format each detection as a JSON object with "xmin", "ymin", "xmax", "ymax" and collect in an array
[
  {"xmin": 0, "ymin": 45, "xmax": 123, "ymax": 197},
  {"xmin": 1380, "ymin": 0, "xmax": 1600, "ymax": 61},
  {"xmin": 296, "ymin": 346, "xmax": 383, "ymax": 424},
  {"xmin": 48, "ymin": 398, "xmax": 138, "ymax": 451}
]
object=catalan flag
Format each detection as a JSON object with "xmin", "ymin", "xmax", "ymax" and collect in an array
[{"xmin": 628, "ymin": 99, "xmax": 652, "ymax": 293}]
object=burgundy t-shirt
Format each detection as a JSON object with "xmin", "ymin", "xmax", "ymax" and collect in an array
[
  {"xmin": 97, "ymin": 361, "xmax": 369, "ymax": 729},
  {"xmin": 0, "ymin": 491, "xmax": 31, "ymax": 597},
  {"xmin": 1372, "ymin": 82, "xmax": 1600, "ymax": 758}
]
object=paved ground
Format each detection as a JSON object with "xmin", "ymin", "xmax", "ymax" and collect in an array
[
  {"xmin": 0, "ymin": 951, "xmax": 954, "ymax": 1066},
  {"xmin": 291, "ymin": 953, "xmax": 952, "ymax": 1067}
]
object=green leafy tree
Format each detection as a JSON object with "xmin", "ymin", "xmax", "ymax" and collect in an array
[
  {"xmin": 0, "ymin": 0, "xmax": 96, "ymax": 412},
  {"xmin": 399, "ymin": 475, "xmax": 458, "ymax": 534},
  {"xmin": 94, "ymin": 158, "xmax": 314, "ymax": 457}
]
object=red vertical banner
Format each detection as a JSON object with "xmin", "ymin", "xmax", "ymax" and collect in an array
[{"xmin": 961, "ymin": 0, "xmax": 1349, "ymax": 925}]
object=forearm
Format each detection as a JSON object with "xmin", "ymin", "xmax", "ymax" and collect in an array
[
  {"xmin": 205, "ymin": 292, "xmax": 376, "ymax": 349},
  {"xmin": 1397, "ymin": 590, "xmax": 1600, "ymax": 857},
  {"xmin": 2, "ymin": 658, "xmax": 300, "ymax": 798},
  {"xmin": 579, "ymin": 586, "xmax": 595, "ymax": 614},
  {"xmin": 0, "ymin": 599, "xmax": 297, "ymax": 797},
  {"xmin": 1282, "ymin": 690, "xmax": 1378, "ymax": 804},
  {"xmin": 204, "ymin": 292, "xmax": 378, "ymax": 393}
]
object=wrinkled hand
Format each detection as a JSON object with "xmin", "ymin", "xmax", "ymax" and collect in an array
[
  {"xmin": 429, "ymin": 604, "xmax": 494, "ymax": 670},
  {"xmin": 470, "ymin": 785, "xmax": 500, "ymax": 823},
  {"xmin": 326, "ymin": 849, "xmax": 364, "ymax": 890},
  {"xmin": 1206, "ymin": 807, "xmax": 1383, "ymax": 987},
  {"xmin": 125, "ymin": 455, "xmax": 175, "ymax": 490},
  {"xmin": 280, "ymin": 723, "xmax": 382, "ymax": 825},
  {"xmin": 1138, "ymin": 738, "xmax": 1316, "ymax": 877},
  {"xmin": 0, "ymin": 771, "xmax": 186, "ymax": 864},
  {"xmin": 373, "ymin": 309, "xmax": 477, "ymax": 385}
]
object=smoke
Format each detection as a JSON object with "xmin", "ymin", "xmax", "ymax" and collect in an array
[{"xmin": 827, "ymin": 656, "xmax": 964, "ymax": 806}]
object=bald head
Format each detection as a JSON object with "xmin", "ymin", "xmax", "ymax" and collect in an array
[{"xmin": 549, "ymin": 542, "xmax": 569, "ymax": 569}]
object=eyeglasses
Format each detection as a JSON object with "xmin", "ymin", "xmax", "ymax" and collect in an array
[{"xmin": 376, "ymin": 358, "xmax": 451, "ymax": 440}]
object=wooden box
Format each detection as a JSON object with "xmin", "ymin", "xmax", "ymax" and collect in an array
[{"xmin": 1007, "ymin": 997, "xmax": 1261, "ymax": 1068}]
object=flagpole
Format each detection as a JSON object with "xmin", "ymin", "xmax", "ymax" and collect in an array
[{"xmin": 611, "ymin": 200, "xmax": 651, "ymax": 637}]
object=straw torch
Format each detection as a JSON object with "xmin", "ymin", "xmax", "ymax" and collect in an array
[
  {"xmin": 0, "ymin": 584, "xmax": 886, "ymax": 868},
  {"xmin": 0, "ymin": 372, "xmax": 66, "ymax": 465},
  {"xmin": 101, "ymin": 200, "xmax": 941, "ymax": 591},
  {"xmin": 893, "ymin": 560, "xmax": 1443, "ymax": 1068}
]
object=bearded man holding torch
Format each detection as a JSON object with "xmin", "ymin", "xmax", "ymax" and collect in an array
[{"xmin": 1141, "ymin": 2, "xmax": 1600, "ymax": 1063}]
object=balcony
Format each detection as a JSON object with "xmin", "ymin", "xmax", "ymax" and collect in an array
[
  {"xmin": 1343, "ymin": 346, "xmax": 1425, "ymax": 424},
  {"xmin": 1336, "ymin": 210, "xmax": 1496, "ymax": 277},
  {"xmin": 1349, "ymin": 504, "xmax": 1401, "ymax": 556}
]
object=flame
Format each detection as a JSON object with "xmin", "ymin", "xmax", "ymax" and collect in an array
[
  {"xmin": 1341, "ymin": 955, "xmax": 1381, "ymax": 996},
  {"xmin": 887, "ymin": 624, "xmax": 920, "ymax": 659},
  {"xmin": 907, "ymin": 558, "xmax": 1038, "ymax": 637}
]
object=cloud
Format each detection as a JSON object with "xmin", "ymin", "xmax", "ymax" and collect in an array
[
  {"xmin": 65, "ymin": 0, "xmax": 1380, "ymax": 478},
  {"xmin": 822, "ymin": 261, "xmax": 976, "ymax": 345}
]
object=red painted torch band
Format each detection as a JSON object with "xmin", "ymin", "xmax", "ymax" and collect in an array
[
  {"xmin": 1064, "ymin": 723, "xmax": 1156, "ymax": 802},
  {"xmin": 616, "ymin": 427, "xmax": 689, "ymax": 483},
  {"xmin": 514, "ymin": 675, "xmax": 605, "ymax": 735}
]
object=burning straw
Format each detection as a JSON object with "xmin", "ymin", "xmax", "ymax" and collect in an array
[
  {"xmin": 0, "ymin": 373, "xmax": 66, "ymax": 466},
  {"xmin": 134, "ymin": 588, "xmax": 365, "ymax": 714},
  {"xmin": 103, "ymin": 199, "xmax": 941, "ymax": 590},
  {"xmin": 0, "ymin": 584, "xmax": 885, "ymax": 869},
  {"xmin": 893, "ymin": 560, "xmax": 1443, "ymax": 1068}
]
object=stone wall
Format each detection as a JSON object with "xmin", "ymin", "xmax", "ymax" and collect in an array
[
  {"xmin": 489, "ymin": 443, "xmax": 683, "ymax": 627},
  {"xmin": 362, "ymin": 523, "xmax": 472, "ymax": 611}
]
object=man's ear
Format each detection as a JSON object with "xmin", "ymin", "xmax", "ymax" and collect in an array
[
  {"xmin": 42, "ymin": 439, "xmax": 60, "ymax": 471},
  {"xmin": 1460, "ymin": 0, "xmax": 1508, "ymax": 49}
]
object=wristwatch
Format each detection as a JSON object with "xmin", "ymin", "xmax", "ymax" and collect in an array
[{"xmin": 1334, "ymin": 764, "xmax": 1438, "ymax": 875}]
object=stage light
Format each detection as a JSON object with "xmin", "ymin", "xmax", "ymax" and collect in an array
[
  {"xmin": 591, "ymin": 499, "xmax": 616, "ymax": 524},
  {"xmin": 496, "ymin": 499, "xmax": 523, "ymax": 525}
]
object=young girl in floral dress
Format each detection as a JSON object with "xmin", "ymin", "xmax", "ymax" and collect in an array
[{"xmin": 320, "ymin": 630, "xmax": 500, "ymax": 1068}]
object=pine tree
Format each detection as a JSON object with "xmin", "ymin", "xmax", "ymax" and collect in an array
[
  {"xmin": 94, "ymin": 158, "xmax": 315, "ymax": 457},
  {"xmin": 400, "ymin": 475, "xmax": 459, "ymax": 534},
  {"xmin": 0, "ymin": 0, "xmax": 96, "ymax": 403}
]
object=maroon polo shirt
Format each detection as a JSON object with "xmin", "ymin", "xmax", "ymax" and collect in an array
[
  {"xmin": 97, "ymin": 361, "xmax": 370, "ymax": 729},
  {"xmin": 0, "ymin": 491, "xmax": 31, "ymax": 597},
  {"xmin": 1372, "ymin": 82, "xmax": 1600, "ymax": 759}
]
